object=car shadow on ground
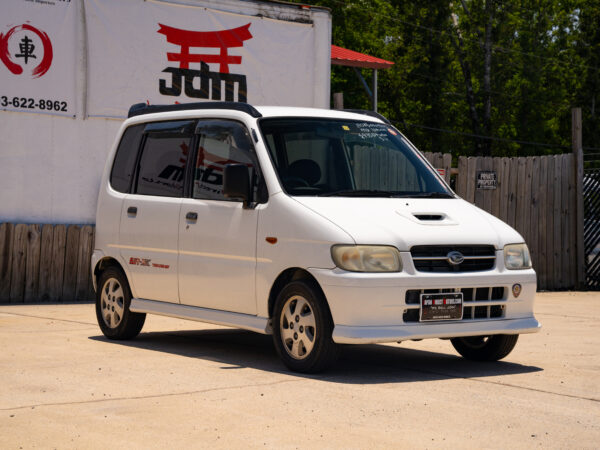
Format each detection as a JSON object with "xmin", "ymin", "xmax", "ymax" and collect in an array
[{"xmin": 89, "ymin": 328, "xmax": 542, "ymax": 384}]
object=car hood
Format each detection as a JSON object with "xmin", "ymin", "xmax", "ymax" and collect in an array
[{"xmin": 292, "ymin": 197, "xmax": 523, "ymax": 251}]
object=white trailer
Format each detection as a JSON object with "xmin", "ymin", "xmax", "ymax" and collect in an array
[{"xmin": 0, "ymin": 0, "xmax": 331, "ymax": 224}]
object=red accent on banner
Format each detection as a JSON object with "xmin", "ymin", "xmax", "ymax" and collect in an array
[
  {"xmin": 0, "ymin": 24, "xmax": 53, "ymax": 78},
  {"xmin": 157, "ymin": 23, "xmax": 252, "ymax": 73}
]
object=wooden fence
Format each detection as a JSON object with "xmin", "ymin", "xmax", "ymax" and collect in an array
[
  {"xmin": 0, "ymin": 152, "xmax": 578, "ymax": 302},
  {"xmin": 423, "ymin": 152, "xmax": 577, "ymax": 291},
  {"xmin": 0, "ymin": 223, "xmax": 95, "ymax": 303}
]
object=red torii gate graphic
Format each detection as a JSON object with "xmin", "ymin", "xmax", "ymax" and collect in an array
[{"xmin": 157, "ymin": 23, "xmax": 252, "ymax": 74}]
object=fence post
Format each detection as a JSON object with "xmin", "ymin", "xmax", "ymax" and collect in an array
[{"xmin": 572, "ymin": 107, "xmax": 585, "ymax": 289}]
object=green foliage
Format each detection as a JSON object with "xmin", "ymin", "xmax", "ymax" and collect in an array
[{"xmin": 288, "ymin": 0, "xmax": 598, "ymax": 157}]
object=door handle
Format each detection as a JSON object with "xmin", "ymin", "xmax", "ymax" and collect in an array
[
  {"xmin": 186, "ymin": 211, "xmax": 198, "ymax": 221},
  {"xmin": 127, "ymin": 206, "xmax": 137, "ymax": 216}
]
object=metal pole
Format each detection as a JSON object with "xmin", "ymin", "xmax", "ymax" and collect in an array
[{"xmin": 372, "ymin": 69, "xmax": 378, "ymax": 112}]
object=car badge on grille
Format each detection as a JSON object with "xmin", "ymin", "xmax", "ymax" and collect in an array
[{"xmin": 447, "ymin": 251, "xmax": 465, "ymax": 265}]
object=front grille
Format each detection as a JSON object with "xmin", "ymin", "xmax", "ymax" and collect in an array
[
  {"xmin": 411, "ymin": 245, "xmax": 496, "ymax": 272},
  {"xmin": 403, "ymin": 287, "xmax": 506, "ymax": 322}
]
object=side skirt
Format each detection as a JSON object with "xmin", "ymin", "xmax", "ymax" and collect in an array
[{"xmin": 130, "ymin": 298, "xmax": 270, "ymax": 335}]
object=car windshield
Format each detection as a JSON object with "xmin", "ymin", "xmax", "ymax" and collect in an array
[{"xmin": 259, "ymin": 118, "xmax": 453, "ymax": 198}]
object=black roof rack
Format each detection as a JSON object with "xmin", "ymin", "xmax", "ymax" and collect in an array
[
  {"xmin": 341, "ymin": 109, "xmax": 391, "ymax": 124},
  {"xmin": 127, "ymin": 101, "xmax": 262, "ymax": 118}
]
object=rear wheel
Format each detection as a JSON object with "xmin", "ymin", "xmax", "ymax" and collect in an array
[
  {"xmin": 451, "ymin": 334, "xmax": 519, "ymax": 361},
  {"xmin": 96, "ymin": 267, "xmax": 145, "ymax": 340},
  {"xmin": 272, "ymin": 280, "xmax": 338, "ymax": 373}
]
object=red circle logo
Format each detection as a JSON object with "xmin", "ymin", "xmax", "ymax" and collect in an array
[{"xmin": 0, "ymin": 24, "xmax": 53, "ymax": 78}]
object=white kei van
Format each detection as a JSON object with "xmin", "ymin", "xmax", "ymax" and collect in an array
[{"xmin": 92, "ymin": 102, "xmax": 540, "ymax": 373}]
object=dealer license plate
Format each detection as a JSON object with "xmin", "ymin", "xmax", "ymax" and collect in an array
[{"xmin": 420, "ymin": 292, "xmax": 463, "ymax": 322}]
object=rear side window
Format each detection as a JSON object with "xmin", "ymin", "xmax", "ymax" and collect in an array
[
  {"xmin": 135, "ymin": 120, "xmax": 195, "ymax": 197},
  {"xmin": 110, "ymin": 124, "xmax": 144, "ymax": 193}
]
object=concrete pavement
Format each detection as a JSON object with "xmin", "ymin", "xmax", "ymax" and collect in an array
[{"xmin": 0, "ymin": 291, "xmax": 599, "ymax": 449}]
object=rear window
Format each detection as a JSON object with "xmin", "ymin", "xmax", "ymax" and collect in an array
[{"xmin": 110, "ymin": 124, "xmax": 144, "ymax": 193}]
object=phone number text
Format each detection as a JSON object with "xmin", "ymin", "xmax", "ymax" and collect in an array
[{"xmin": 1, "ymin": 96, "xmax": 68, "ymax": 112}]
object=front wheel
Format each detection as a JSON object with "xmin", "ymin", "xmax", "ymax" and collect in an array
[
  {"xmin": 451, "ymin": 334, "xmax": 519, "ymax": 361},
  {"xmin": 96, "ymin": 267, "xmax": 145, "ymax": 340},
  {"xmin": 272, "ymin": 280, "xmax": 339, "ymax": 373}
]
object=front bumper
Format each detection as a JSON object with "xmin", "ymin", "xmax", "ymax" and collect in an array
[{"xmin": 309, "ymin": 265, "xmax": 540, "ymax": 344}]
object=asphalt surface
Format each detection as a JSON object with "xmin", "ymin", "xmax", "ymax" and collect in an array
[{"xmin": 1, "ymin": 292, "xmax": 599, "ymax": 449}]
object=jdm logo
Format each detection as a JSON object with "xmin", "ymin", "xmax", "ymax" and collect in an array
[
  {"xmin": 157, "ymin": 23, "xmax": 252, "ymax": 102},
  {"xmin": 0, "ymin": 23, "xmax": 53, "ymax": 78}
]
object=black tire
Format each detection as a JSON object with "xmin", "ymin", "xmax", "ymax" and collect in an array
[
  {"xmin": 96, "ymin": 266, "xmax": 145, "ymax": 340},
  {"xmin": 451, "ymin": 334, "xmax": 519, "ymax": 361},
  {"xmin": 272, "ymin": 280, "xmax": 339, "ymax": 373}
]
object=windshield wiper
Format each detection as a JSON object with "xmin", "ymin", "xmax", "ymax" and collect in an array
[
  {"xmin": 394, "ymin": 192, "xmax": 455, "ymax": 198},
  {"xmin": 318, "ymin": 189, "xmax": 400, "ymax": 197}
]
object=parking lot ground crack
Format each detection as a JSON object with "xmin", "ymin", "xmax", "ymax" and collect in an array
[
  {"xmin": 0, "ymin": 311, "xmax": 96, "ymax": 327},
  {"xmin": 376, "ymin": 365, "xmax": 600, "ymax": 403},
  {"xmin": 0, "ymin": 379, "xmax": 300, "ymax": 412},
  {"xmin": 535, "ymin": 312, "xmax": 597, "ymax": 320}
]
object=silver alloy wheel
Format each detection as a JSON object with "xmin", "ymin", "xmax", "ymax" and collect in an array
[
  {"xmin": 100, "ymin": 277, "xmax": 125, "ymax": 329},
  {"xmin": 280, "ymin": 295, "xmax": 316, "ymax": 360}
]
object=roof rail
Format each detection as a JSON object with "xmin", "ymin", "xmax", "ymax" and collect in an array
[
  {"xmin": 341, "ymin": 109, "xmax": 391, "ymax": 124},
  {"xmin": 127, "ymin": 101, "xmax": 262, "ymax": 118}
]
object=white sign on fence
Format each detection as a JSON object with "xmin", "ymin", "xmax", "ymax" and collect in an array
[
  {"xmin": 85, "ymin": 0, "xmax": 317, "ymax": 118},
  {"xmin": 0, "ymin": 0, "xmax": 77, "ymax": 117}
]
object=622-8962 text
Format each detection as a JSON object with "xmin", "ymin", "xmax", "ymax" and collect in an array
[{"xmin": 1, "ymin": 96, "xmax": 68, "ymax": 112}]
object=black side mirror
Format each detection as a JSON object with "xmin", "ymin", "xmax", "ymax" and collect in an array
[{"xmin": 223, "ymin": 164, "xmax": 251, "ymax": 206}]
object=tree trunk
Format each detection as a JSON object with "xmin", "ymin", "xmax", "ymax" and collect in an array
[{"xmin": 482, "ymin": 0, "xmax": 494, "ymax": 156}]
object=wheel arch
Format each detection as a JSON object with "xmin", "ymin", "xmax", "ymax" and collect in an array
[
  {"xmin": 267, "ymin": 268, "xmax": 330, "ymax": 320},
  {"xmin": 93, "ymin": 257, "xmax": 128, "ymax": 293}
]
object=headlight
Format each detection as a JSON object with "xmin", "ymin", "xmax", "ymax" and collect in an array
[
  {"xmin": 504, "ymin": 243, "xmax": 532, "ymax": 270},
  {"xmin": 331, "ymin": 245, "xmax": 402, "ymax": 272}
]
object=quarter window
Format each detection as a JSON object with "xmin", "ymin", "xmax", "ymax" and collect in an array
[{"xmin": 110, "ymin": 124, "xmax": 144, "ymax": 193}]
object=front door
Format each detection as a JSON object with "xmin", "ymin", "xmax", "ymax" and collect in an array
[{"xmin": 178, "ymin": 119, "xmax": 259, "ymax": 314}]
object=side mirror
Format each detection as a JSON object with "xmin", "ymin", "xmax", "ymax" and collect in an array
[{"xmin": 223, "ymin": 164, "xmax": 251, "ymax": 206}]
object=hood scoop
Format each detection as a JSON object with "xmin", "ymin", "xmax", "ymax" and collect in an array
[
  {"xmin": 413, "ymin": 214, "xmax": 444, "ymax": 221},
  {"xmin": 395, "ymin": 210, "xmax": 458, "ymax": 226}
]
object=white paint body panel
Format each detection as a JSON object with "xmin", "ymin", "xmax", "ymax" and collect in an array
[
  {"xmin": 179, "ymin": 198, "xmax": 258, "ymax": 314},
  {"xmin": 94, "ymin": 106, "xmax": 540, "ymax": 345}
]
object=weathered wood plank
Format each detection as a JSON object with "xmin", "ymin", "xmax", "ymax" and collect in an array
[
  {"xmin": 545, "ymin": 157, "xmax": 556, "ymax": 290},
  {"xmin": 529, "ymin": 157, "xmax": 540, "ymax": 283},
  {"xmin": 442, "ymin": 153, "xmax": 452, "ymax": 185},
  {"xmin": 9, "ymin": 224, "xmax": 28, "ymax": 303},
  {"xmin": 0, "ymin": 223, "xmax": 14, "ymax": 303},
  {"xmin": 537, "ymin": 156, "xmax": 549, "ymax": 290},
  {"xmin": 562, "ymin": 155, "xmax": 573, "ymax": 288},
  {"xmin": 491, "ymin": 157, "xmax": 503, "ymax": 219},
  {"xmin": 456, "ymin": 156, "xmax": 468, "ymax": 198},
  {"xmin": 507, "ymin": 158, "xmax": 519, "ymax": 229},
  {"xmin": 76, "ymin": 225, "xmax": 94, "ymax": 301},
  {"xmin": 24, "ymin": 224, "xmax": 41, "ymax": 302},
  {"xmin": 523, "ymin": 157, "xmax": 534, "ymax": 250},
  {"xmin": 498, "ymin": 158, "xmax": 511, "ymax": 223},
  {"xmin": 568, "ymin": 153, "xmax": 577, "ymax": 289},
  {"xmin": 515, "ymin": 158, "xmax": 528, "ymax": 239},
  {"xmin": 50, "ymin": 225, "xmax": 67, "ymax": 302},
  {"xmin": 466, "ymin": 157, "xmax": 477, "ymax": 203},
  {"xmin": 553, "ymin": 155, "xmax": 563, "ymax": 289},
  {"xmin": 38, "ymin": 224, "xmax": 54, "ymax": 301},
  {"xmin": 62, "ymin": 225, "xmax": 80, "ymax": 302},
  {"xmin": 474, "ymin": 157, "xmax": 485, "ymax": 209},
  {"xmin": 483, "ymin": 157, "xmax": 495, "ymax": 213}
]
